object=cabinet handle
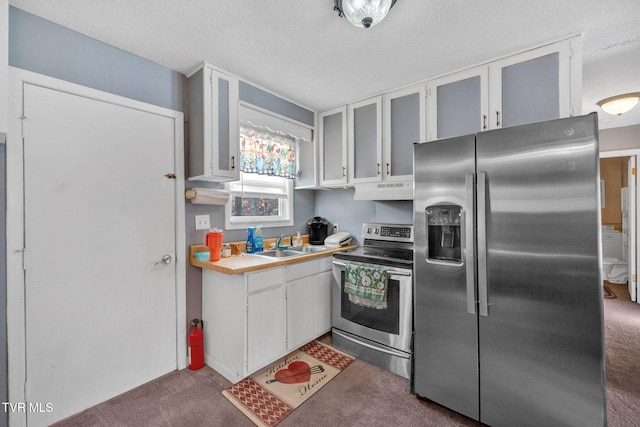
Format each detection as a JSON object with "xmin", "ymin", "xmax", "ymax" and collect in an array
[
  {"xmin": 231, "ymin": 156, "xmax": 235, "ymax": 170},
  {"xmin": 342, "ymin": 166, "xmax": 346, "ymax": 177},
  {"xmin": 377, "ymin": 163, "xmax": 381, "ymax": 175},
  {"xmin": 496, "ymin": 111, "xmax": 501, "ymax": 127},
  {"xmin": 483, "ymin": 114, "xmax": 487, "ymax": 130},
  {"xmin": 386, "ymin": 163, "xmax": 391, "ymax": 176}
]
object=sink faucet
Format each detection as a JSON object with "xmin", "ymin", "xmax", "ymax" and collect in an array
[{"xmin": 276, "ymin": 234, "xmax": 286, "ymax": 250}]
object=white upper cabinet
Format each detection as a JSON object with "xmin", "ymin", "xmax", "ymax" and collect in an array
[
  {"xmin": 348, "ymin": 96, "xmax": 382, "ymax": 184},
  {"xmin": 188, "ymin": 64, "xmax": 239, "ymax": 181},
  {"xmin": 1, "ymin": 0, "xmax": 8, "ymax": 143},
  {"xmin": 383, "ymin": 85, "xmax": 426, "ymax": 181},
  {"xmin": 489, "ymin": 39, "xmax": 574, "ymax": 129},
  {"xmin": 427, "ymin": 37, "xmax": 580, "ymax": 140},
  {"xmin": 318, "ymin": 106, "xmax": 348, "ymax": 186},
  {"xmin": 318, "ymin": 87, "xmax": 424, "ymax": 187},
  {"xmin": 427, "ymin": 66, "xmax": 489, "ymax": 140}
]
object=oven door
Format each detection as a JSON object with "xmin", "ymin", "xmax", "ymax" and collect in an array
[{"xmin": 331, "ymin": 258, "xmax": 412, "ymax": 353}]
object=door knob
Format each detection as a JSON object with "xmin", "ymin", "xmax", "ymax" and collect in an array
[{"xmin": 155, "ymin": 254, "xmax": 173, "ymax": 265}]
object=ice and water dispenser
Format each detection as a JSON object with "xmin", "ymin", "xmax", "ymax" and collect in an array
[{"xmin": 426, "ymin": 205, "xmax": 462, "ymax": 263}]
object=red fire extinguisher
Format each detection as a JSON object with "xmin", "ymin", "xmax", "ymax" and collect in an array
[{"xmin": 188, "ymin": 319, "xmax": 204, "ymax": 370}]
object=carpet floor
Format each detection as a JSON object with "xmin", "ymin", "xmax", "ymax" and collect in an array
[{"xmin": 54, "ymin": 299, "xmax": 640, "ymax": 427}]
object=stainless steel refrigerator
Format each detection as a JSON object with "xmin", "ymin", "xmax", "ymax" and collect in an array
[{"xmin": 413, "ymin": 113, "xmax": 606, "ymax": 426}]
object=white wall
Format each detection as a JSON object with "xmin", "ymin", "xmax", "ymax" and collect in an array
[{"xmin": 600, "ymin": 124, "xmax": 640, "ymax": 152}]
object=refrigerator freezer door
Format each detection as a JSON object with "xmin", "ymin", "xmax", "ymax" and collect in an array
[
  {"xmin": 476, "ymin": 114, "xmax": 606, "ymax": 426},
  {"xmin": 413, "ymin": 134, "xmax": 479, "ymax": 420}
]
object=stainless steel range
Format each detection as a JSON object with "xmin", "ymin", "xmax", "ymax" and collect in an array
[{"xmin": 331, "ymin": 223, "xmax": 413, "ymax": 379}]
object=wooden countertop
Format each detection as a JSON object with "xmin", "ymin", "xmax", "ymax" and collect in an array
[{"xmin": 189, "ymin": 244, "xmax": 357, "ymax": 275}]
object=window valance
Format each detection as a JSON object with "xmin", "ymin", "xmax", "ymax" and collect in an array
[{"xmin": 239, "ymin": 125, "xmax": 296, "ymax": 179}]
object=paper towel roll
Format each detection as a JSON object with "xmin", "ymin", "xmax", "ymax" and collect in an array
[{"xmin": 185, "ymin": 188, "xmax": 230, "ymax": 205}]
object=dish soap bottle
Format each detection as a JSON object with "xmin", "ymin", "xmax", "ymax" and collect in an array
[
  {"xmin": 254, "ymin": 225, "xmax": 264, "ymax": 252},
  {"xmin": 246, "ymin": 226, "xmax": 255, "ymax": 254}
]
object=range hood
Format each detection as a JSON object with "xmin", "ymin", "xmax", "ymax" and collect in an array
[{"xmin": 353, "ymin": 181, "xmax": 413, "ymax": 200}]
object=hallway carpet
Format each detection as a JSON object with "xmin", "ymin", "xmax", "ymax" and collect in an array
[
  {"xmin": 603, "ymin": 297, "xmax": 640, "ymax": 427},
  {"xmin": 53, "ymin": 300, "xmax": 639, "ymax": 427}
]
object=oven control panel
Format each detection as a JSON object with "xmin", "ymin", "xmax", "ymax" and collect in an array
[{"xmin": 362, "ymin": 223, "xmax": 413, "ymax": 242}]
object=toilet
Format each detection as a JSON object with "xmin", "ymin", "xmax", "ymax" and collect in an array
[{"xmin": 601, "ymin": 228, "xmax": 628, "ymax": 284}]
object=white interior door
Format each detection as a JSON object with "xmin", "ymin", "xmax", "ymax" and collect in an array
[
  {"xmin": 630, "ymin": 156, "xmax": 638, "ymax": 302},
  {"xmin": 22, "ymin": 82, "xmax": 179, "ymax": 425}
]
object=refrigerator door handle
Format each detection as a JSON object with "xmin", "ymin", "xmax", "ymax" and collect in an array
[
  {"xmin": 477, "ymin": 171, "xmax": 489, "ymax": 316},
  {"xmin": 465, "ymin": 172, "xmax": 476, "ymax": 314}
]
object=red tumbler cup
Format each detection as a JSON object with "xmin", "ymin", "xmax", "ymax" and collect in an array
[{"xmin": 206, "ymin": 230, "xmax": 223, "ymax": 261}]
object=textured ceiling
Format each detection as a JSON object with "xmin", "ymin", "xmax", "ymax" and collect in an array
[{"xmin": 9, "ymin": 0, "xmax": 640, "ymax": 129}]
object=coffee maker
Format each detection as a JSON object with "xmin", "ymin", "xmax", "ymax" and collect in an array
[{"xmin": 307, "ymin": 216, "xmax": 329, "ymax": 245}]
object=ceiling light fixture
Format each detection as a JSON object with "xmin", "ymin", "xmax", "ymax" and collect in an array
[
  {"xmin": 334, "ymin": 0, "xmax": 397, "ymax": 29},
  {"xmin": 597, "ymin": 92, "xmax": 640, "ymax": 116}
]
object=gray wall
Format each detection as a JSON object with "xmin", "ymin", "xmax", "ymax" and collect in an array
[
  {"xmin": 9, "ymin": 7, "xmax": 184, "ymax": 111},
  {"xmin": 314, "ymin": 188, "xmax": 413, "ymax": 246}
]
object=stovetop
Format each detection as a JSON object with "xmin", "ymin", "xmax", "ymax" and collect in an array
[{"xmin": 332, "ymin": 223, "xmax": 414, "ymax": 270}]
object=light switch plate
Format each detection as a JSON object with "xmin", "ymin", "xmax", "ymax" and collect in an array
[{"xmin": 195, "ymin": 214, "xmax": 211, "ymax": 230}]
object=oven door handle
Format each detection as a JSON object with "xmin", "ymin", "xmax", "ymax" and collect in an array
[
  {"xmin": 331, "ymin": 261, "xmax": 412, "ymax": 277},
  {"xmin": 332, "ymin": 329, "xmax": 411, "ymax": 359}
]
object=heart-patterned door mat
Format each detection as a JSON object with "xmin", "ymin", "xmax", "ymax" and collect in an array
[{"xmin": 222, "ymin": 340, "xmax": 355, "ymax": 427}]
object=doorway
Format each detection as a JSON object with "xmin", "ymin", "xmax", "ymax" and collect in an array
[
  {"xmin": 6, "ymin": 69, "xmax": 187, "ymax": 426},
  {"xmin": 600, "ymin": 150, "xmax": 639, "ymax": 303}
]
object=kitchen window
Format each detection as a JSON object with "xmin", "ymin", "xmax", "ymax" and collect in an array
[
  {"xmin": 225, "ymin": 172, "xmax": 294, "ymax": 229},
  {"xmin": 224, "ymin": 104, "xmax": 313, "ymax": 229}
]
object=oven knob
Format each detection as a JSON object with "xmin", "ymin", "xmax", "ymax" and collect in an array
[
  {"xmin": 375, "ymin": 228, "xmax": 379, "ymax": 235},
  {"xmin": 366, "ymin": 227, "xmax": 371, "ymax": 234}
]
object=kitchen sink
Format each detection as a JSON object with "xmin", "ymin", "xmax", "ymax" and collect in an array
[
  {"xmin": 289, "ymin": 245, "xmax": 328, "ymax": 253},
  {"xmin": 255, "ymin": 249, "xmax": 305, "ymax": 258},
  {"xmin": 254, "ymin": 245, "xmax": 328, "ymax": 259}
]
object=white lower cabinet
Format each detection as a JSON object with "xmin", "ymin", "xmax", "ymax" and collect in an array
[
  {"xmin": 201, "ymin": 256, "xmax": 333, "ymax": 383},
  {"xmin": 314, "ymin": 270, "xmax": 332, "ymax": 336},
  {"xmin": 286, "ymin": 275, "xmax": 316, "ymax": 351},
  {"xmin": 201, "ymin": 267, "xmax": 285, "ymax": 383},
  {"xmin": 247, "ymin": 281, "xmax": 286, "ymax": 373},
  {"xmin": 285, "ymin": 257, "xmax": 333, "ymax": 352}
]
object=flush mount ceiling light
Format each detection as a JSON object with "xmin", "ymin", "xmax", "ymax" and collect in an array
[
  {"xmin": 597, "ymin": 92, "xmax": 640, "ymax": 116},
  {"xmin": 334, "ymin": 0, "xmax": 397, "ymax": 29}
]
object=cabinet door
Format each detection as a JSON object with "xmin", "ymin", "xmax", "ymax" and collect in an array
[
  {"xmin": 247, "ymin": 284, "xmax": 285, "ymax": 373},
  {"xmin": 489, "ymin": 40, "xmax": 572, "ymax": 129},
  {"xmin": 349, "ymin": 96, "xmax": 382, "ymax": 183},
  {"xmin": 188, "ymin": 66, "xmax": 239, "ymax": 182},
  {"xmin": 426, "ymin": 66, "xmax": 488, "ymax": 141},
  {"xmin": 208, "ymin": 68, "xmax": 239, "ymax": 180},
  {"xmin": 383, "ymin": 85, "xmax": 425, "ymax": 180},
  {"xmin": 314, "ymin": 270, "xmax": 332, "ymax": 336},
  {"xmin": 286, "ymin": 276, "xmax": 316, "ymax": 351},
  {"xmin": 318, "ymin": 106, "xmax": 348, "ymax": 186}
]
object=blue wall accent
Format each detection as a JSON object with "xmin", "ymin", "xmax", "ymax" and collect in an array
[
  {"xmin": 239, "ymin": 81, "xmax": 314, "ymax": 127},
  {"xmin": 314, "ymin": 188, "xmax": 413, "ymax": 245},
  {"xmin": 9, "ymin": 6, "xmax": 185, "ymax": 112}
]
